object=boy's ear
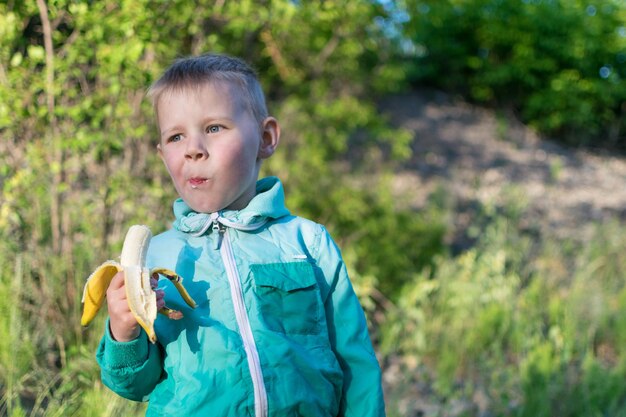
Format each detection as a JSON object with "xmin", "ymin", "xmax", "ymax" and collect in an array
[
  {"xmin": 258, "ymin": 117, "xmax": 280, "ymax": 160},
  {"xmin": 156, "ymin": 142, "xmax": 164, "ymax": 159}
]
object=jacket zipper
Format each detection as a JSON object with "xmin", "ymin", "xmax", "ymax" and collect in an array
[{"xmin": 215, "ymin": 222, "xmax": 268, "ymax": 417}]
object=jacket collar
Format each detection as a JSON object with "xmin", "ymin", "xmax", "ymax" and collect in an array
[{"xmin": 172, "ymin": 177, "xmax": 290, "ymax": 235}]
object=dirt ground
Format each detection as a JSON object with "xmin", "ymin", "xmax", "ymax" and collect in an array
[{"xmin": 379, "ymin": 89, "xmax": 626, "ymax": 244}]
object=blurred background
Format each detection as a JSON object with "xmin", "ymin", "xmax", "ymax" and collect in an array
[{"xmin": 1, "ymin": 1, "xmax": 626, "ymax": 416}]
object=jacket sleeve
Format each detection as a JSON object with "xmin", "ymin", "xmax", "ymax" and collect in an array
[
  {"xmin": 96, "ymin": 320, "xmax": 163, "ymax": 402},
  {"xmin": 315, "ymin": 226, "xmax": 386, "ymax": 417}
]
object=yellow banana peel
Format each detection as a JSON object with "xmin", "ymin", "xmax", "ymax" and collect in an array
[{"xmin": 81, "ymin": 225, "xmax": 196, "ymax": 343}]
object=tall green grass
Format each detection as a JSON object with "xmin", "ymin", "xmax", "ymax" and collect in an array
[
  {"xmin": 2, "ymin": 185, "xmax": 626, "ymax": 416},
  {"xmin": 381, "ymin": 197, "xmax": 626, "ymax": 416},
  {"xmin": 0, "ymin": 235, "xmax": 147, "ymax": 416}
]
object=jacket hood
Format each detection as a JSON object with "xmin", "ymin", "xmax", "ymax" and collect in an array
[{"xmin": 172, "ymin": 176, "xmax": 290, "ymax": 235}]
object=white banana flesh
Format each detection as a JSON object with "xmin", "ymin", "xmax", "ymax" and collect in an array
[
  {"xmin": 81, "ymin": 225, "xmax": 196, "ymax": 343},
  {"xmin": 121, "ymin": 225, "xmax": 158, "ymax": 342}
]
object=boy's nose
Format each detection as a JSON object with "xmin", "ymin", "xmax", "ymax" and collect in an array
[{"xmin": 185, "ymin": 134, "xmax": 208, "ymax": 161}]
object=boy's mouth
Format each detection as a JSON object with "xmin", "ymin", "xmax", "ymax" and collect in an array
[{"xmin": 188, "ymin": 177, "xmax": 208, "ymax": 188}]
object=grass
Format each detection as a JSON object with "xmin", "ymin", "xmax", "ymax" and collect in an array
[
  {"xmin": 2, "ymin": 185, "xmax": 626, "ymax": 416},
  {"xmin": 381, "ymin": 201, "xmax": 626, "ymax": 416}
]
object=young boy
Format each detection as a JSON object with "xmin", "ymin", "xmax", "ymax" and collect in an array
[{"xmin": 96, "ymin": 53, "xmax": 385, "ymax": 417}]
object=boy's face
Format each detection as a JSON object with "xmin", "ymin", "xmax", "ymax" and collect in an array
[{"xmin": 156, "ymin": 82, "xmax": 278, "ymax": 213}]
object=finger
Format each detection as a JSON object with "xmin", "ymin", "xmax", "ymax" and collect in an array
[
  {"xmin": 107, "ymin": 282, "xmax": 128, "ymax": 303},
  {"xmin": 106, "ymin": 275, "xmax": 130, "ymax": 310},
  {"xmin": 109, "ymin": 298, "xmax": 133, "ymax": 317},
  {"xmin": 154, "ymin": 288, "xmax": 165, "ymax": 308},
  {"xmin": 150, "ymin": 273, "xmax": 159, "ymax": 290},
  {"xmin": 108, "ymin": 271, "xmax": 126, "ymax": 290}
]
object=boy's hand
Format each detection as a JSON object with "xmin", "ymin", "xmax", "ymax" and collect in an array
[
  {"xmin": 107, "ymin": 272, "xmax": 165, "ymax": 342},
  {"xmin": 107, "ymin": 271, "xmax": 140, "ymax": 342}
]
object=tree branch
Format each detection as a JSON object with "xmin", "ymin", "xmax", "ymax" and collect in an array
[
  {"xmin": 36, "ymin": 0, "xmax": 64, "ymax": 255},
  {"xmin": 312, "ymin": 33, "xmax": 340, "ymax": 78},
  {"xmin": 36, "ymin": 0, "xmax": 55, "ymax": 119},
  {"xmin": 260, "ymin": 28, "xmax": 301, "ymax": 83}
]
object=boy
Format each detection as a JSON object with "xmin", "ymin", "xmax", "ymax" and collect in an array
[{"xmin": 97, "ymin": 53, "xmax": 385, "ymax": 417}]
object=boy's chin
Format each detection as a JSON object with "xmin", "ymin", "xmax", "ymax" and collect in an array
[
  {"xmin": 179, "ymin": 196, "xmax": 218, "ymax": 213},
  {"xmin": 187, "ymin": 202, "xmax": 223, "ymax": 214},
  {"xmin": 183, "ymin": 191, "xmax": 254, "ymax": 213},
  {"xmin": 185, "ymin": 199, "xmax": 236, "ymax": 214}
]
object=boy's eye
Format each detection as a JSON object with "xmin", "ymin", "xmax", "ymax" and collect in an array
[
  {"xmin": 168, "ymin": 134, "xmax": 182, "ymax": 143},
  {"xmin": 207, "ymin": 125, "xmax": 222, "ymax": 134}
]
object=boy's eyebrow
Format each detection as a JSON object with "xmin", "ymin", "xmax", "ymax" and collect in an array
[
  {"xmin": 160, "ymin": 117, "xmax": 235, "ymax": 137},
  {"xmin": 160, "ymin": 125, "xmax": 184, "ymax": 138}
]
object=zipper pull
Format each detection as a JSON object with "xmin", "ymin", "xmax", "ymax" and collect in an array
[{"xmin": 210, "ymin": 212, "xmax": 225, "ymax": 250}]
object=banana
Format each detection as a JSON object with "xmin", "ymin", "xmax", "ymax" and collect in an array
[{"xmin": 81, "ymin": 225, "xmax": 196, "ymax": 343}]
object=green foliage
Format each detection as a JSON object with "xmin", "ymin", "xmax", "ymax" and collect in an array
[
  {"xmin": 4, "ymin": 1, "xmax": 626, "ymax": 415},
  {"xmin": 0, "ymin": 1, "xmax": 423, "ymax": 414},
  {"xmin": 0, "ymin": 253, "xmax": 35, "ymax": 417},
  {"xmin": 383, "ymin": 219, "xmax": 523, "ymax": 390},
  {"xmin": 292, "ymin": 175, "xmax": 447, "ymax": 302},
  {"xmin": 402, "ymin": 0, "xmax": 626, "ymax": 147},
  {"xmin": 383, "ymin": 207, "xmax": 626, "ymax": 415}
]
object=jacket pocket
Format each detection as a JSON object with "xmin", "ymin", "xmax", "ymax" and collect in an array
[{"xmin": 251, "ymin": 262, "xmax": 322, "ymax": 335}]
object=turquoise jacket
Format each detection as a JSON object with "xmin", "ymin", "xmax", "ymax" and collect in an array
[{"xmin": 96, "ymin": 177, "xmax": 385, "ymax": 417}]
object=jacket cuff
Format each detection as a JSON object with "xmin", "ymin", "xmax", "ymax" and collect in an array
[{"xmin": 98, "ymin": 319, "xmax": 149, "ymax": 369}]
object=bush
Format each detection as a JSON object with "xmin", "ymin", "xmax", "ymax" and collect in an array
[{"xmin": 401, "ymin": 0, "xmax": 626, "ymax": 147}]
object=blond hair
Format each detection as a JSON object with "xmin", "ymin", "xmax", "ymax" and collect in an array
[{"xmin": 147, "ymin": 53, "xmax": 268, "ymax": 125}]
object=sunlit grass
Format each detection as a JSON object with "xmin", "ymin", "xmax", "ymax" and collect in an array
[{"xmin": 382, "ymin": 206, "xmax": 626, "ymax": 416}]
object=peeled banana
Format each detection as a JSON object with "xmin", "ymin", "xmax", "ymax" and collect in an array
[{"xmin": 81, "ymin": 225, "xmax": 196, "ymax": 343}]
